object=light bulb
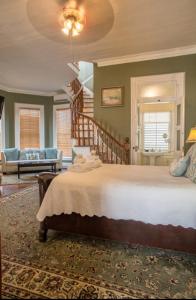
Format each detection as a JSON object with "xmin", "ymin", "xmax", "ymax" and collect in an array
[
  {"xmin": 75, "ymin": 22, "xmax": 83, "ymax": 32},
  {"xmin": 62, "ymin": 27, "xmax": 70, "ymax": 35},
  {"xmin": 72, "ymin": 28, "xmax": 79, "ymax": 37},
  {"xmin": 65, "ymin": 19, "xmax": 73, "ymax": 30}
]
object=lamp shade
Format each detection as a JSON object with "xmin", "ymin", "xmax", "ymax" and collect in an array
[{"xmin": 186, "ymin": 126, "xmax": 196, "ymax": 143}]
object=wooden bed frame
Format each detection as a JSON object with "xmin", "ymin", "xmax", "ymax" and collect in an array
[{"xmin": 38, "ymin": 173, "xmax": 196, "ymax": 254}]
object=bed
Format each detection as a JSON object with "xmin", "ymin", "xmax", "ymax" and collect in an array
[{"xmin": 37, "ymin": 165, "xmax": 196, "ymax": 254}]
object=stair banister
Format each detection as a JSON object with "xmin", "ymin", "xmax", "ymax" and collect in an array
[{"xmin": 70, "ymin": 78, "xmax": 130, "ymax": 165}]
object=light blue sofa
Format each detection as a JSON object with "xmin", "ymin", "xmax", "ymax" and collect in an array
[{"xmin": 1, "ymin": 148, "xmax": 63, "ymax": 174}]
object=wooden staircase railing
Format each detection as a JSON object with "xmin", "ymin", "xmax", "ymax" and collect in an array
[{"xmin": 70, "ymin": 78, "xmax": 130, "ymax": 164}]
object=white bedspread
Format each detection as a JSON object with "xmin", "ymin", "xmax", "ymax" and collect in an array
[{"xmin": 37, "ymin": 164, "xmax": 196, "ymax": 229}]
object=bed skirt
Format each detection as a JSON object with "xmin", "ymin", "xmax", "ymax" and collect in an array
[{"xmin": 38, "ymin": 173, "xmax": 196, "ymax": 254}]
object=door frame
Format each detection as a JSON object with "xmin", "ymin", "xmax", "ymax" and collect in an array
[{"xmin": 130, "ymin": 73, "xmax": 185, "ymax": 164}]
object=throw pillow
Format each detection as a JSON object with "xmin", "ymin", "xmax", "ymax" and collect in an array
[
  {"xmin": 45, "ymin": 148, "xmax": 57, "ymax": 159},
  {"xmin": 170, "ymin": 156, "xmax": 190, "ymax": 177},
  {"xmin": 26, "ymin": 152, "xmax": 40, "ymax": 160},
  {"xmin": 4, "ymin": 148, "xmax": 19, "ymax": 161},
  {"xmin": 39, "ymin": 150, "xmax": 46, "ymax": 160},
  {"xmin": 19, "ymin": 150, "xmax": 28, "ymax": 160}
]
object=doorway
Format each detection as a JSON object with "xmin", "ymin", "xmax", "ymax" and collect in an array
[{"xmin": 130, "ymin": 73, "xmax": 185, "ymax": 165}]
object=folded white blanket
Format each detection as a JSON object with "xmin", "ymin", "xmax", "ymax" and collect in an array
[
  {"xmin": 69, "ymin": 153, "xmax": 102, "ymax": 173},
  {"xmin": 68, "ymin": 160, "xmax": 102, "ymax": 173}
]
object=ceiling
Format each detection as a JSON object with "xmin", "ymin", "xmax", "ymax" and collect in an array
[{"xmin": 0, "ymin": 0, "xmax": 196, "ymax": 94}]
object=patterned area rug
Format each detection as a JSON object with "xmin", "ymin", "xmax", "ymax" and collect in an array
[
  {"xmin": 0, "ymin": 187, "xmax": 196, "ymax": 299},
  {"xmin": 2, "ymin": 256, "xmax": 155, "ymax": 299}
]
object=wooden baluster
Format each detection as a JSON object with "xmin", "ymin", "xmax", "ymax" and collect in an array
[
  {"xmin": 92, "ymin": 122, "xmax": 94, "ymax": 148},
  {"xmin": 82, "ymin": 91, "xmax": 84, "ymax": 112},
  {"xmin": 106, "ymin": 136, "xmax": 109, "ymax": 163},
  {"xmin": 102, "ymin": 132, "xmax": 105, "ymax": 162},
  {"xmin": 90, "ymin": 121, "xmax": 95, "ymax": 149},
  {"xmin": 82, "ymin": 115, "xmax": 85, "ymax": 146},
  {"xmin": 120, "ymin": 149, "xmax": 123, "ymax": 165},
  {"xmin": 74, "ymin": 111, "xmax": 78, "ymax": 138},
  {"xmin": 96, "ymin": 127, "xmax": 99, "ymax": 155},
  {"xmin": 78, "ymin": 116, "xmax": 81, "ymax": 146},
  {"xmin": 115, "ymin": 145, "xmax": 118, "ymax": 164},
  {"xmin": 100, "ymin": 131, "xmax": 102, "ymax": 160},
  {"xmin": 95, "ymin": 125, "xmax": 98, "ymax": 150},
  {"xmin": 100, "ymin": 130, "xmax": 102, "ymax": 158},
  {"xmin": 87, "ymin": 118, "xmax": 90, "ymax": 147},
  {"xmin": 74, "ymin": 110, "xmax": 76, "ymax": 140},
  {"xmin": 111, "ymin": 140, "xmax": 113, "ymax": 164},
  {"xmin": 124, "ymin": 137, "xmax": 130, "ymax": 165},
  {"xmin": 101, "ymin": 131, "xmax": 105, "ymax": 162}
]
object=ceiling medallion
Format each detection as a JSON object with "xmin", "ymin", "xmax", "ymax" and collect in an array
[{"xmin": 61, "ymin": 0, "xmax": 85, "ymax": 37}]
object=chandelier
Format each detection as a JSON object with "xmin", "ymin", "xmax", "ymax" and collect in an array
[{"xmin": 61, "ymin": 1, "xmax": 85, "ymax": 37}]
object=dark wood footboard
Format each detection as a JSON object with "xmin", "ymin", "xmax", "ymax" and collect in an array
[
  {"xmin": 38, "ymin": 173, "xmax": 196, "ymax": 254},
  {"xmin": 38, "ymin": 172, "xmax": 58, "ymax": 242}
]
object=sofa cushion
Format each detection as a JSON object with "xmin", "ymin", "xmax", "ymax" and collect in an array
[
  {"xmin": 45, "ymin": 148, "xmax": 57, "ymax": 159},
  {"xmin": 4, "ymin": 148, "xmax": 19, "ymax": 161}
]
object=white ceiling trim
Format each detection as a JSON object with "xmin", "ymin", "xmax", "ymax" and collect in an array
[
  {"xmin": 0, "ymin": 84, "xmax": 57, "ymax": 97},
  {"xmin": 53, "ymin": 93, "xmax": 68, "ymax": 102},
  {"xmin": 96, "ymin": 44, "xmax": 196, "ymax": 67}
]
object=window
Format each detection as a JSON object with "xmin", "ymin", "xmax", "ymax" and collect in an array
[
  {"xmin": 0, "ymin": 108, "xmax": 5, "ymax": 158},
  {"xmin": 53, "ymin": 105, "xmax": 72, "ymax": 158},
  {"xmin": 0, "ymin": 119, "xmax": 3, "ymax": 151},
  {"xmin": 19, "ymin": 109, "xmax": 40, "ymax": 149},
  {"xmin": 15, "ymin": 103, "xmax": 44, "ymax": 149},
  {"xmin": 143, "ymin": 112, "xmax": 170, "ymax": 152},
  {"xmin": 0, "ymin": 117, "xmax": 5, "ymax": 159}
]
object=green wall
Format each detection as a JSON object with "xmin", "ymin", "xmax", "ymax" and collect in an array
[
  {"xmin": 0, "ymin": 90, "xmax": 54, "ymax": 148},
  {"xmin": 94, "ymin": 54, "xmax": 196, "ymax": 143}
]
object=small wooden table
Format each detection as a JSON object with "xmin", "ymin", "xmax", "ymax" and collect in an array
[{"xmin": 17, "ymin": 161, "xmax": 57, "ymax": 179}]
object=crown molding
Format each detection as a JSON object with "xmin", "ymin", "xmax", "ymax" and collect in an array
[
  {"xmin": 0, "ymin": 62, "xmax": 78, "ymax": 97},
  {"xmin": 96, "ymin": 45, "xmax": 196, "ymax": 67},
  {"xmin": 0, "ymin": 84, "xmax": 57, "ymax": 97}
]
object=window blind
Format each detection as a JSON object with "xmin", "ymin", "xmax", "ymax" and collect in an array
[
  {"xmin": 143, "ymin": 112, "xmax": 170, "ymax": 152},
  {"xmin": 20, "ymin": 108, "xmax": 40, "ymax": 149},
  {"xmin": 56, "ymin": 108, "xmax": 72, "ymax": 157}
]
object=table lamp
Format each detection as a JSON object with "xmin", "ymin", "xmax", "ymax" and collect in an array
[{"xmin": 186, "ymin": 126, "xmax": 196, "ymax": 143}]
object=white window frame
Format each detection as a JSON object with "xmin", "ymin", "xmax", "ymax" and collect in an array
[
  {"xmin": 15, "ymin": 103, "xmax": 45, "ymax": 149},
  {"xmin": 0, "ymin": 106, "xmax": 5, "ymax": 150},
  {"xmin": 130, "ymin": 73, "xmax": 185, "ymax": 164},
  {"xmin": 53, "ymin": 104, "xmax": 72, "ymax": 160}
]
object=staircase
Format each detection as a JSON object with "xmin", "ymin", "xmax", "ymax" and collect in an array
[{"xmin": 70, "ymin": 78, "xmax": 130, "ymax": 165}]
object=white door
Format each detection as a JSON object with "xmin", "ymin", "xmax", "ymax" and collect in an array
[{"xmin": 130, "ymin": 73, "xmax": 185, "ymax": 165}]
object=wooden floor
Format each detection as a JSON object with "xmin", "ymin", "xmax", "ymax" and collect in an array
[{"xmin": 0, "ymin": 184, "xmax": 33, "ymax": 198}]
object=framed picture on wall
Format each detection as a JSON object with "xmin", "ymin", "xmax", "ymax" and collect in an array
[{"xmin": 101, "ymin": 87, "xmax": 123, "ymax": 107}]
